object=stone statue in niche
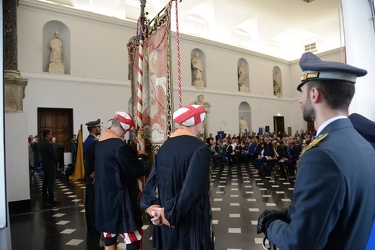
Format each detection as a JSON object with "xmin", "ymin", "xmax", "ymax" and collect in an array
[
  {"xmin": 273, "ymin": 67, "xmax": 282, "ymax": 97},
  {"xmin": 239, "ymin": 116, "xmax": 249, "ymax": 134},
  {"xmin": 238, "ymin": 61, "xmax": 249, "ymax": 92},
  {"xmin": 191, "ymin": 94, "xmax": 211, "ymax": 137},
  {"xmin": 191, "ymin": 52, "xmax": 204, "ymax": 89},
  {"xmin": 48, "ymin": 31, "xmax": 65, "ymax": 74}
]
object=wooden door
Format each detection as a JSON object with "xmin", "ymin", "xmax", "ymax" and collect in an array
[
  {"xmin": 273, "ymin": 116, "xmax": 285, "ymax": 135},
  {"xmin": 38, "ymin": 108, "xmax": 73, "ymax": 152},
  {"xmin": 307, "ymin": 121, "xmax": 315, "ymax": 134}
]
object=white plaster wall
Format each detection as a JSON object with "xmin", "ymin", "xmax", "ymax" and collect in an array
[
  {"xmin": 5, "ymin": 113, "xmax": 29, "ymax": 202},
  {"xmin": 18, "ymin": 3, "xmax": 133, "ymax": 80},
  {"xmin": 23, "ymin": 73, "xmax": 131, "ymax": 139},
  {"xmin": 342, "ymin": 0, "xmax": 375, "ymax": 121},
  {"xmin": 17, "ymin": 0, "xmax": 344, "ymax": 139},
  {"xmin": 172, "ymin": 36, "xmax": 291, "ymax": 95}
]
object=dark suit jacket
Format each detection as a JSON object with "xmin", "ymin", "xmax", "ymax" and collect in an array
[
  {"xmin": 39, "ymin": 139, "xmax": 58, "ymax": 171},
  {"xmin": 290, "ymin": 145, "xmax": 301, "ymax": 161},
  {"xmin": 271, "ymin": 146, "xmax": 284, "ymax": 161},
  {"xmin": 267, "ymin": 118, "xmax": 375, "ymax": 250},
  {"xmin": 248, "ymin": 142, "xmax": 256, "ymax": 155},
  {"xmin": 225, "ymin": 144, "xmax": 233, "ymax": 156},
  {"xmin": 253, "ymin": 143, "xmax": 262, "ymax": 157}
]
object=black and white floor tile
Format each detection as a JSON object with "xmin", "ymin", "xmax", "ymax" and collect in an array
[{"xmin": 10, "ymin": 164, "xmax": 295, "ymax": 250}]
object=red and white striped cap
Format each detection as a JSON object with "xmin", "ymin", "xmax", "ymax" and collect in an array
[
  {"xmin": 115, "ymin": 111, "xmax": 135, "ymax": 132},
  {"xmin": 173, "ymin": 105, "xmax": 206, "ymax": 126}
]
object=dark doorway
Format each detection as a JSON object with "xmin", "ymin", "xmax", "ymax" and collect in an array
[
  {"xmin": 273, "ymin": 116, "xmax": 285, "ymax": 135},
  {"xmin": 307, "ymin": 121, "xmax": 315, "ymax": 134},
  {"xmin": 38, "ymin": 108, "xmax": 73, "ymax": 166}
]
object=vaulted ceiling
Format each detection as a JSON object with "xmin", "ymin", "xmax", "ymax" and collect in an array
[{"xmin": 38, "ymin": 0, "xmax": 343, "ymax": 60}]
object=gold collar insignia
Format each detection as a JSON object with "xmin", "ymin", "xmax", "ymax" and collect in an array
[{"xmin": 302, "ymin": 133, "xmax": 328, "ymax": 156}]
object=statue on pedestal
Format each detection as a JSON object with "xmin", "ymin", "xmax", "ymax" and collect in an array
[
  {"xmin": 191, "ymin": 95, "xmax": 211, "ymax": 137},
  {"xmin": 273, "ymin": 67, "xmax": 282, "ymax": 97},
  {"xmin": 48, "ymin": 31, "xmax": 65, "ymax": 74},
  {"xmin": 239, "ymin": 116, "xmax": 249, "ymax": 134},
  {"xmin": 238, "ymin": 62, "xmax": 249, "ymax": 92},
  {"xmin": 191, "ymin": 52, "xmax": 204, "ymax": 89}
]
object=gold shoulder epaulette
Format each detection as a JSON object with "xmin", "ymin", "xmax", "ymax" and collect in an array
[
  {"xmin": 296, "ymin": 133, "xmax": 328, "ymax": 173},
  {"xmin": 302, "ymin": 133, "xmax": 328, "ymax": 154}
]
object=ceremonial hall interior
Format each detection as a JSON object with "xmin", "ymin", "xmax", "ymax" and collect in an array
[{"xmin": 1, "ymin": 0, "xmax": 374, "ymax": 249}]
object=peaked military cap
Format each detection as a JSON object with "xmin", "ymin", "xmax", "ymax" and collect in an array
[
  {"xmin": 85, "ymin": 119, "xmax": 101, "ymax": 128},
  {"xmin": 297, "ymin": 52, "xmax": 367, "ymax": 91},
  {"xmin": 348, "ymin": 113, "xmax": 375, "ymax": 144}
]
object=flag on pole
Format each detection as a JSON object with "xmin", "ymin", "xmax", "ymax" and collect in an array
[{"xmin": 69, "ymin": 127, "xmax": 85, "ymax": 180}]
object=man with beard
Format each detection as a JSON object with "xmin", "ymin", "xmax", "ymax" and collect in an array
[{"xmin": 257, "ymin": 52, "xmax": 375, "ymax": 250}]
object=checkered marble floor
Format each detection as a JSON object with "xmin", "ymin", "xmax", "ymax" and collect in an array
[
  {"xmin": 206, "ymin": 164, "xmax": 295, "ymax": 249},
  {"xmin": 10, "ymin": 164, "xmax": 295, "ymax": 250}
]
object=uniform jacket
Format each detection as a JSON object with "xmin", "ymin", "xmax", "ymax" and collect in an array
[
  {"xmin": 267, "ymin": 118, "xmax": 375, "ymax": 249},
  {"xmin": 84, "ymin": 134, "xmax": 97, "ymax": 181}
]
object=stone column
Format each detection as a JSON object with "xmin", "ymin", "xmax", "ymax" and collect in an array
[
  {"xmin": 3, "ymin": 0, "xmax": 31, "ymax": 216},
  {"xmin": 4, "ymin": 0, "xmax": 28, "ymax": 113}
]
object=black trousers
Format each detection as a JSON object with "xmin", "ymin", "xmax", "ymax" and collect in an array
[
  {"xmin": 212, "ymin": 155, "xmax": 222, "ymax": 168},
  {"xmin": 33, "ymin": 154, "xmax": 40, "ymax": 171},
  {"xmin": 42, "ymin": 167, "xmax": 56, "ymax": 201},
  {"xmin": 286, "ymin": 159, "xmax": 296, "ymax": 176},
  {"xmin": 85, "ymin": 180, "xmax": 97, "ymax": 232}
]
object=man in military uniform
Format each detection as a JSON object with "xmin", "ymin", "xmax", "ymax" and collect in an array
[
  {"xmin": 83, "ymin": 119, "xmax": 102, "ymax": 233},
  {"xmin": 257, "ymin": 52, "xmax": 375, "ymax": 249}
]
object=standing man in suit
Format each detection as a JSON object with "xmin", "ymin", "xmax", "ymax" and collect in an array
[
  {"xmin": 84, "ymin": 119, "xmax": 102, "ymax": 234},
  {"xmin": 257, "ymin": 52, "xmax": 375, "ymax": 249},
  {"xmin": 39, "ymin": 130, "xmax": 59, "ymax": 205}
]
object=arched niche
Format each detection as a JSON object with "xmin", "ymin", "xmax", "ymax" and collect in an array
[
  {"xmin": 191, "ymin": 49, "xmax": 206, "ymax": 89},
  {"xmin": 272, "ymin": 66, "xmax": 282, "ymax": 97},
  {"xmin": 239, "ymin": 101, "xmax": 251, "ymax": 135},
  {"xmin": 238, "ymin": 58, "xmax": 249, "ymax": 92},
  {"xmin": 43, "ymin": 21, "xmax": 70, "ymax": 74}
]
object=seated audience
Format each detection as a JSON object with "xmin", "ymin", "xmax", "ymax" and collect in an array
[
  {"xmin": 253, "ymin": 142, "xmax": 271, "ymax": 175},
  {"xmin": 262, "ymin": 140, "xmax": 284, "ymax": 175}
]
